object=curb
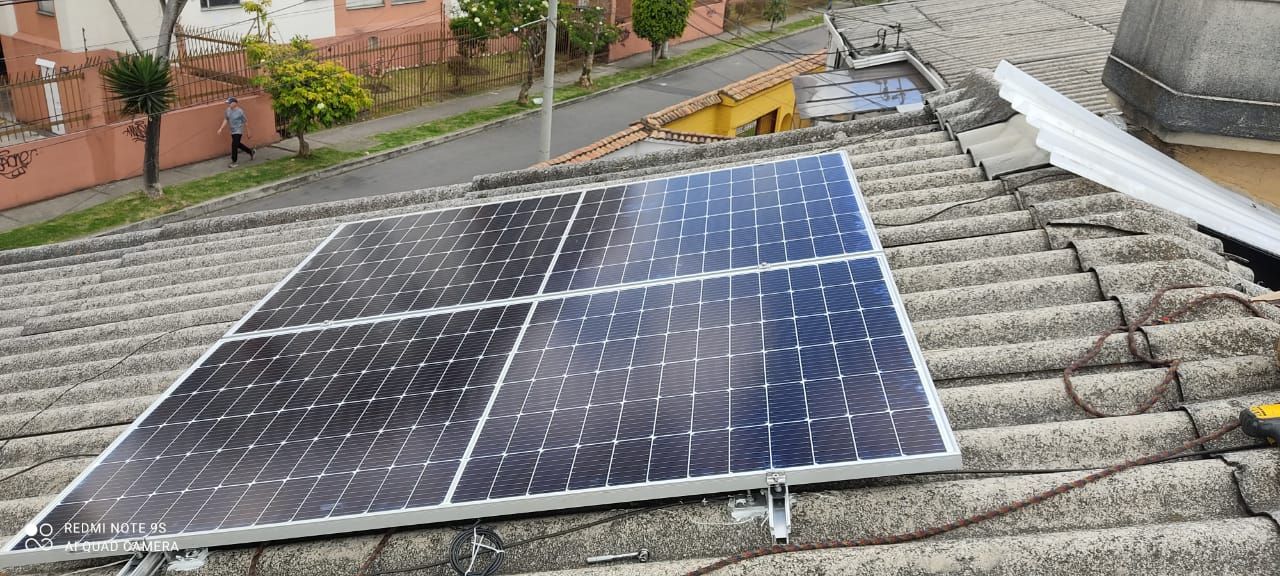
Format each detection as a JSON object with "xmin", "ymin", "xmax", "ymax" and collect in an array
[{"xmin": 101, "ymin": 21, "xmax": 823, "ymax": 236}]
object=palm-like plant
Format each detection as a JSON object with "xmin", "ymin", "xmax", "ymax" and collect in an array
[{"xmin": 103, "ymin": 53, "xmax": 175, "ymax": 198}]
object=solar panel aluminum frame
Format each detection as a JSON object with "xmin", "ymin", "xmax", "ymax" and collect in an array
[{"xmin": 0, "ymin": 152, "xmax": 954, "ymax": 566}]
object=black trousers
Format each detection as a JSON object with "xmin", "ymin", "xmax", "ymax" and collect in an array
[{"xmin": 230, "ymin": 133, "xmax": 253, "ymax": 162}]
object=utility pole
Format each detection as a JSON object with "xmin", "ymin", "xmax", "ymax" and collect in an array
[{"xmin": 539, "ymin": 0, "xmax": 559, "ymax": 162}]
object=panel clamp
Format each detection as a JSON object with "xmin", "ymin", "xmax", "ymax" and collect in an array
[{"xmin": 764, "ymin": 471, "xmax": 791, "ymax": 543}]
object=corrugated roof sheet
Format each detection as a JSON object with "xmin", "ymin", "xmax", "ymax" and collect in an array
[
  {"xmin": 831, "ymin": 0, "xmax": 1125, "ymax": 114},
  {"xmin": 0, "ymin": 70, "xmax": 1277, "ymax": 576}
]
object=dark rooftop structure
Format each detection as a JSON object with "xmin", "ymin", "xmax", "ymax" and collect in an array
[{"xmin": 1103, "ymin": 0, "xmax": 1280, "ymax": 145}]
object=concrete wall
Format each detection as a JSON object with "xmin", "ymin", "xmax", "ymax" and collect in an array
[
  {"xmin": 1173, "ymin": 144, "xmax": 1280, "ymax": 212},
  {"xmin": 0, "ymin": 3, "xmax": 17, "ymax": 36},
  {"xmin": 180, "ymin": 0, "xmax": 336, "ymax": 41},
  {"xmin": 333, "ymin": 0, "xmax": 446, "ymax": 38},
  {"xmin": 609, "ymin": 1, "xmax": 727, "ymax": 61},
  {"xmin": 55, "ymin": 0, "xmax": 160, "ymax": 54},
  {"xmin": 9, "ymin": 0, "xmax": 59, "ymax": 53},
  {"xmin": 0, "ymin": 94, "xmax": 278, "ymax": 211}
]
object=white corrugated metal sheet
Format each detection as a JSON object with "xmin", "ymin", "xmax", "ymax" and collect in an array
[{"xmin": 995, "ymin": 61, "xmax": 1280, "ymax": 256}]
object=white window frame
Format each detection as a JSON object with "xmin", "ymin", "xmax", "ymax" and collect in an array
[{"xmin": 201, "ymin": 0, "xmax": 242, "ymax": 10}]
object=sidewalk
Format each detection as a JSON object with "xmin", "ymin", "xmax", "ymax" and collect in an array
[{"xmin": 0, "ymin": 15, "xmax": 819, "ymax": 234}]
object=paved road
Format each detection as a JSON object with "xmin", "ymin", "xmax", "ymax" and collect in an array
[{"xmin": 213, "ymin": 28, "xmax": 827, "ymax": 215}]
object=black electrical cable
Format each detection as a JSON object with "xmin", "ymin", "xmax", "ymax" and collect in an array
[
  {"xmin": 448, "ymin": 526, "xmax": 505, "ymax": 576},
  {"xmin": 0, "ymin": 454, "xmax": 98, "ymax": 485},
  {"xmin": 870, "ymin": 172, "xmax": 1070, "ymax": 227},
  {"xmin": 365, "ymin": 437, "xmax": 1263, "ymax": 576},
  {"xmin": 370, "ymin": 502, "xmax": 685, "ymax": 576}
]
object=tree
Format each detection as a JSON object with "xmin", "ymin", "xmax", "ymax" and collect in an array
[
  {"xmin": 244, "ymin": 4, "xmax": 372, "ymax": 157},
  {"xmin": 107, "ymin": 0, "xmax": 189, "ymax": 197},
  {"xmin": 559, "ymin": 2, "xmax": 620, "ymax": 88},
  {"xmin": 632, "ymin": 0, "xmax": 693, "ymax": 65},
  {"xmin": 245, "ymin": 40, "xmax": 372, "ymax": 157},
  {"xmin": 763, "ymin": 0, "xmax": 787, "ymax": 32},
  {"xmin": 102, "ymin": 54, "xmax": 175, "ymax": 199},
  {"xmin": 458, "ymin": 0, "xmax": 549, "ymax": 105}
]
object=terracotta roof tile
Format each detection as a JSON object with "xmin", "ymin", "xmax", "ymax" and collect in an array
[
  {"xmin": 642, "ymin": 91, "xmax": 724, "ymax": 127},
  {"xmin": 648, "ymin": 128, "xmax": 732, "ymax": 144},
  {"xmin": 536, "ymin": 125, "xmax": 732, "ymax": 167},
  {"xmin": 535, "ymin": 124, "xmax": 653, "ymax": 167},
  {"xmin": 642, "ymin": 53, "xmax": 825, "ymax": 127},
  {"xmin": 719, "ymin": 52, "xmax": 825, "ymax": 101}
]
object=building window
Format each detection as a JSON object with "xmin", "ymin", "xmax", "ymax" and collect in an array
[
  {"xmin": 201, "ymin": 0, "xmax": 240, "ymax": 8},
  {"xmin": 735, "ymin": 111, "xmax": 777, "ymax": 138},
  {"xmin": 391, "ymin": 0, "xmax": 425, "ymax": 4},
  {"xmin": 346, "ymin": 0, "xmax": 384, "ymax": 8},
  {"xmin": 36, "ymin": 0, "xmax": 55, "ymax": 15}
]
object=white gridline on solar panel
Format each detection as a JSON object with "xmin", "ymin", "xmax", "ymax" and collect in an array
[
  {"xmin": 51, "ymin": 307, "xmax": 532, "ymax": 542},
  {"xmin": 554, "ymin": 158, "xmax": 866, "ymax": 282},
  {"xmin": 274, "ymin": 203, "xmax": 567, "ymax": 301},
  {"xmin": 456, "ymin": 263, "xmax": 937, "ymax": 500},
  {"xmin": 232, "ymin": 151, "xmax": 860, "ymax": 336},
  {"xmin": 247, "ymin": 201, "xmax": 574, "ymax": 331}
]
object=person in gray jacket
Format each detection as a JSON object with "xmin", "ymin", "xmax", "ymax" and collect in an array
[{"xmin": 217, "ymin": 97, "xmax": 256, "ymax": 167}]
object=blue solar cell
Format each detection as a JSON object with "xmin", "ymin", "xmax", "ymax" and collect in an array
[
  {"xmin": 238, "ymin": 193, "xmax": 578, "ymax": 334},
  {"xmin": 451, "ymin": 256, "xmax": 948, "ymax": 503},
  {"xmin": 544, "ymin": 153, "xmax": 873, "ymax": 293},
  {"xmin": 28, "ymin": 304, "xmax": 530, "ymax": 548}
]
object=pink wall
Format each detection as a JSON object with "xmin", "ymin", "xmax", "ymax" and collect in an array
[
  {"xmin": 0, "ymin": 95, "xmax": 278, "ymax": 211},
  {"xmin": 609, "ymin": 1, "xmax": 727, "ymax": 61}
]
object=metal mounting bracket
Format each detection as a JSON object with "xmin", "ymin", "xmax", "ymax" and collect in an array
[
  {"xmin": 116, "ymin": 551, "xmax": 166, "ymax": 576},
  {"xmin": 115, "ymin": 548, "xmax": 207, "ymax": 576},
  {"xmin": 765, "ymin": 471, "xmax": 791, "ymax": 543}
]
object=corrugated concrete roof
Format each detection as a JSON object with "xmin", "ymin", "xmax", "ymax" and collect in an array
[
  {"xmin": 830, "ymin": 0, "xmax": 1126, "ymax": 114},
  {"xmin": 0, "ymin": 72, "xmax": 1278, "ymax": 576}
]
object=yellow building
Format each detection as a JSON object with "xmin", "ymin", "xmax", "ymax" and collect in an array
[
  {"xmin": 654, "ymin": 53, "xmax": 825, "ymax": 137},
  {"xmin": 541, "ymin": 53, "xmax": 824, "ymax": 166}
]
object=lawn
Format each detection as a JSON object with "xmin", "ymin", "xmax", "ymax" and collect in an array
[
  {"xmin": 0, "ymin": 15, "xmax": 824, "ymax": 252},
  {"xmin": 0, "ymin": 149, "xmax": 359, "ymax": 250}
]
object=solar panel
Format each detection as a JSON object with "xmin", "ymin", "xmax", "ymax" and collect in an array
[
  {"xmin": 544, "ymin": 153, "xmax": 876, "ymax": 293},
  {"xmin": 452, "ymin": 255, "xmax": 950, "ymax": 502},
  {"xmin": 4, "ymin": 152, "xmax": 959, "ymax": 565},
  {"xmin": 21, "ymin": 304, "xmax": 528, "ymax": 550},
  {"xmin": 234, "ymin": 193, "xmax": 579, "ymax": 334}
]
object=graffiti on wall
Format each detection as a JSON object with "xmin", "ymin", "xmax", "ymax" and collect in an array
[
  {"xmin": 123, "ymin": 119, "xmax": 147, "ymax": 143},
  {"xmin": 0, "ymin": 149, "xmax": 38, "ymax": 180}
]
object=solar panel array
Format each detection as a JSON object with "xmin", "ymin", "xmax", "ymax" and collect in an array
[{"xmin": 7, "ymin": 152, "xmax": 959, "ymax": 563}]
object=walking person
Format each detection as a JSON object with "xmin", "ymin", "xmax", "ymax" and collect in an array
[{"xmin": 217, "ymin": 97, "xmax": 255, "ymax": 167}]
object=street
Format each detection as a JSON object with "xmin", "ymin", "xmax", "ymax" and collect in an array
[{"xmin": 211, "ymin": 27, "xmax": 827, "ymax": 215}]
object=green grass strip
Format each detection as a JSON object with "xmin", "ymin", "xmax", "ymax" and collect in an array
[
  {"xmin": 2, "ymin": 15, "xmax": 823, "ymax": 251},
  {"xmin": 0, "ymin": 148, "xmax": 358, "ymax": 251}
]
